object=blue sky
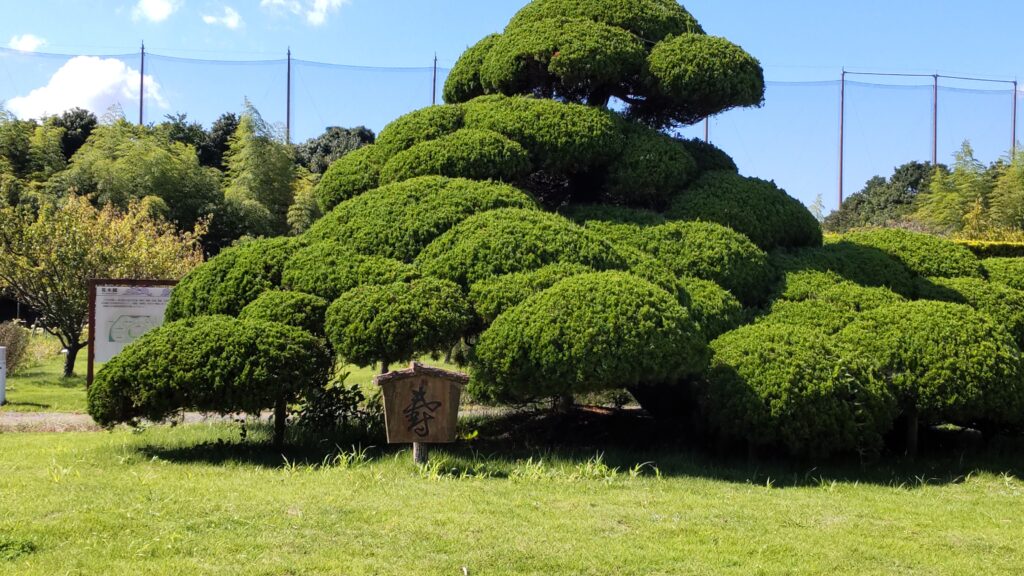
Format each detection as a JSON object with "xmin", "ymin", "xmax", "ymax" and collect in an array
[{"xmin": 3, "ymin": 1, "xmax": 1024, "ymax": 213}]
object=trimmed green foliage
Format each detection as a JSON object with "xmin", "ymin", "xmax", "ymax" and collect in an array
[
  {"xmin": 305, "ymin": 176, "xmax": 538, "ymax": 262},
  {"xmin": 414, "ymin": 208, "xmax": 629, "ymax": 287},
  {"xmin": 471, "ymin": 271, "xmax": 708, "ymax": 401},
  {"xmin": 677, "ymin": 137, "xmax": 738, "ymax": 173},
  {"xmin": 700, "ymin": 323, "xmax": 896, "ymax": 457},
  {"xmin": 840, "ymin": 228, "xmax": 983, "ymax": 279},
  {"xmin": 281, "ymin": 241, "xmax": 418, "ymax": 302},
  {"xmin": 633, "ymin": 220, "xmax": 775, "ymax": 306},
  {"xmin": 375, "ymin": 105, "xmax": 466, "ymax": 156},
  {"xmin": 469, "ymin": 263, "xmax": 594, "ymax": 324},
  {"xmin": 645, "ymin": 34, "xmax": 764, "ymax": 125},
  {"xmin": 314, "ymin": 144, "xmax": 387, "ymax": 212},
  {"xmin": 88, "ymin": 315, "xmax": 331, "ymax": 426},
  {"xmin": 771, "ymin": 269, "xmax": 847, "ymax": 302},
  {"xmin": 836, "ymin": 301, "xmax": 1024, "ymax": 427},
  {"xmin": 669, "ymin": 171, "xmax": 823, "ymax": 250},
  {"xmin": 982, "ymin": 257, "xmax": 1024, "ymax": 290},
  {"xmin": 760, "ymin": 283, "xmax": 905, "ymax": 335},
  {"xmin": 676, "ymin": 276, "xmax": 744, "ymax": 340},
  {"xmin": 238, "ymin": 290, "xmax": 329, "ymax": 336},
  {"xmin": 479, "ymin": 17, "xmax": 646, "ymax": 103},
  {"xmin": 563, "ymin": 203, "xmax": 667, "ymax": 227},
  {"xmin": 443, "ymin": 35, "xmax": 502, "ymax": 104},
  {"xmin": 506, "ymin": 0, "xmax": 704, "ymax": 42},
  {"xmin": 324, "ymin": 278, "xmax": 473, "ymax": 368},
  {"xmin": 915, "ymin": 276, "xmax": 1024, "ymax": 348},
  {"xmin": 603, "ymin": 126, "xmax": 697, "ymax": 209},
  {"xmin": 771, "ymin": 241, "xmax": 917, "ymax": 298},
  {"xmin": 379, "ymin": 129, "xmax": 532, "ymax": 184},
  {"xmin": 462, "ymin": 95, "xmax": 625, "ymax": 175},
  {"xmin": 165, "ymin": 237, "xmax": 297, "ymax": 320},
  {"xmin": 955, "ymin": 240, "xmax": 1024, "ymax": 259}
]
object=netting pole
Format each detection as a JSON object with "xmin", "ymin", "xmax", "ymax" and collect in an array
[
  {"xmin": 139, "ymin": 42, "xmax": 145, "ymax": 126},
  {"xmin": 1013, "ymin": 80, "xmax": 1018, "ymax": 156},
  {"xmin": 839, "ymin": 69, "xmax": 845, "ymax": 207},
  {"xmin": 286, "ymin": 48, "xmax": 292, "ymax": 144},
  {"xmin": 704, "ymin": 117, "xmax": 709, "ymax": 143},
  {"xmin": 432, "ymin": 53, "xmax": 438, "ymax": 106},
  {"xmin": 932, "ymin": 74, "xmax": 938, "ymax": 165}
]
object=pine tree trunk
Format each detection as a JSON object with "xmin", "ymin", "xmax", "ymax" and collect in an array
[
  {"xmin": 273, "ymin": 397, "xmax": 287, "ymax": 448},
  {"xmin": 63, "ymin": 343, "xmax": 80, "ymax": 378}
]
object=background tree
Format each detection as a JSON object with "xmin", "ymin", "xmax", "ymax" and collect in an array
[
  {"xmin": 50, "ymin": 108, "xmax": 97, "ymax": 162},
  {"xmin": 223, "ymin": 102, "xmax": 295, "ymax": 235},
  {"xmin": 295, "ymin": 125, "xmax": 375, "ymax": 174},
  {"xmin": 824, "ymin": 161, "xmax": 941, "ymax": 232},
  {"xmin": 0, "ymin": 196, "xmax": 205, "ymax": 376},
  {"xmin": 914, "ymin": 142, "xmax": 990, "ymax": 234},
  {"xmin": 200, "ymin": 112, "xmax": 239, "ymax": 169}
]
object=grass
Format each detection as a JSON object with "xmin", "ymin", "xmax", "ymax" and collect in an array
[
  {"xmin": 1, "ymin": 351, "xmax": 88, "ymax": 413},
  {"xmin": 1, "ymin": 418, "xmax": 1023, "ymax": 575}
]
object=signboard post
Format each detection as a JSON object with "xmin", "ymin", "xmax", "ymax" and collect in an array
[
  {"xmin": 0, "ymin": 346, "xmax": 6, "ymax": 406},
  {"xmin": 87, "ymin": 280, "xmax": 176, "ymax": 388},
  {"xmin": 374, "ymin": 361, "xmax": 468, "ymax": 465}
]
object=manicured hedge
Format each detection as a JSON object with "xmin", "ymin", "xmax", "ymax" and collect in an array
[
  {"xmin": 840, "ymin": 228, "xmax": 983, "ymax": 279},
  {"xmin": 771, "ymin": 241, "xmax": 917, "ymax": 298},
  {"xmin": 982, "ymin": 257, "xmax": 1024, "ymax": 290},
  {"xmin": 165, "ymin": 237, "xmax": 298, "ymax": 320},
  {"xmin": 506, "ymin": 0, "xmax": 703, "ymax": 42},
  {"xmin": 281, "ymin": 240, "xmax": 418, "ymax": 302},
  {"xmin": 668, "ymin": 171, "xmax": 822, "ymax": 250},
  {"xmin": 324, "ymin": 278, "xmax": 473, "ymax": 369},
  {"xmin": 955, "ymin": 240, "xmax": 1024, "ymax": 259},
  {"xmin": 677, "ymin": 276, "xmax": 744, "ymax": 340},
  {"xmin": 305, "ymin": 176, "xmax": 538, "ymax": 262},
  {"xmin": 238, "ymin": 290, "xmax": 329, "ymax": 336},
  {"xmin": 471, "ymin": 271, "xmax": 708, "ymax": 402},
  {"xmin": 915, "ymin": 276, "xmax": 1024, "ymax": 348},
  {"xmin": 699, "ymin": 323, "xmax": 896, "ymax": 457},
  {"xmin": 563, "ymin": 203, "xmax": 667, "ymax": 227},
  {"xmin": 414, "ymin": 208, "xmax": 629, "ymax": 287},
  {"xmin": 759, "ymin": 283, "xmax": 905, "ymax": 335},
  {"xmin": 677, "ymin": 137, "xmax": 737, "ymax": 174},
  {"xmin": 462, "ymin": 95, "xmax": 625, "ymax": 175},
  {"xmin": 468, "ymin": 263, "xmax": 594, "ymax": 324},
  {"xmin": 314, "ymin": 144, "xmax": 388, "ymax": 212},
  {"xmin": 633, "ymin": 220, "xmax": 775, "ymax": 306},
  {"xmin": 88, "ymin": 315, "xmax": 331, "ymax": 427},
  {"xmin": 443, "ymin": 35, "xmax": 502, "ymax": 104},
  {"xmin": 602, "ymin": 126, "xmax": 697, "ymax": 210},
  {"xmin": 375, "ymin": 105, "xmax": 466, "ymax": 156},
  {"xmin": 836, "ymin": 301, "xmax": 1024, "ymax": 427},
  {"xmin": 379, "ymin": 128, "xmax": 532, "ymax": 184}
]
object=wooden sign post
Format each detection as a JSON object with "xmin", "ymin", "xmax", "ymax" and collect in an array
[{"xmin": 374, "ymin": 361, "xmax": 468, "ymax": 465}]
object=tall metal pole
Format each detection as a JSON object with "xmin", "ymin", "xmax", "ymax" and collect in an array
[
  {"xmin": 839, "ymin": 69, "xmax": 845, "ymax": 207},
  {"xmin": 139, "ymin": 42, "xmax": 145, "ymax": 126},
  {"xmin": 286, "ymin": 48, "xmax": 292, "ymax": 144},
  {"xmin": 932, "ymin": 74, "xmax": 938, "ymax": 165},
  {"xmin": 432, "ymin": 53, "xmax": 438, "ymax": 105},
  {"xmin": 1013, "ymin": 80, "xmax": 1018, "ymax": 156},
  {"xmin": 704, "ymin": 117, "xmax": 709, "ymax": 143}
]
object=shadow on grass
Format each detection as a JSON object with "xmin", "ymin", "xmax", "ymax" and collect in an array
[
  {"xmin": 135, "ymin": 407, "xmax": 1024, "ymax": 488},
  {"xmin": 1, "ymin": 401, "xmax": 51, "ymax": 409}
]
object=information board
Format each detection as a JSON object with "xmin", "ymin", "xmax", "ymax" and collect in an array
[{"xmin": 87, "ymin": 280, "xmax": 175, "ymax": 386}]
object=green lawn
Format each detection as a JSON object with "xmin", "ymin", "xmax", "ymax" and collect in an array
[
  {"xmin": 0, "ymin": 422, "xmax": 1022, "ymax": 575},
  {"xmin": 1, "ymin": 354, "xmax": 88, "ymax": 413}
]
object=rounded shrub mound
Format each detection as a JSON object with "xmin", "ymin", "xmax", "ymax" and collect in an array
[
  {"xmin": 379, "ymin": 128, "xmax": 532, "ymax": 184},
  {"xmin": 982, "ymin": 257, "xmax": 1024, "ymax": 290},
  {"xmin": 471, "ymin": 271, "xmax": 709, "ymax": 402},
  {"xmin": 238, "ymin": 290, "xmax": 329, "ymax": 336},
  {"xmin": 324, "ymin": 278, "xmax": 473, "ymax": 369},
  {"xmin": 165, "ymin": 237, "xmax": 298, "ymax": 321},
  {"xmin": 563, "ymin": 203, "xmax": 667, "ymax": 227},
  {"xmin": 676, "ymin": 276, "xmax": 744, "ymax": 341},
  {"xmin": 771, "ymin": 241, "xmax": 917, "ymax": 298},
  {"xmin": 668, "ymin": 171, "xmax": 823, "ymax": 250},
  {"xmin": 645, "ymin": 34, "xmax": 765, "ymax": 125},
  {"xmin": 506, "ymin": 0, "xmax": 703, "ymax": 42},
  {"xmin": 375, "ymin": 104, "xmax": 466, "ymax": 156},
  {"xmin": 306, "ymin": 176, "xmax": 537, "ymax": 262},
  {"xmin": 314, "ymin": 144, "xmax": 388, "ymax": 212},
  {"xmin": 282, "ymin": 241, "xmax": 418, "ymax": 302},
  {"xmin": 479, "ymin": 17, "xmax": 646, "ymax": 103},
  {"xmin": 699, "ymin": 323, "xmax": 896, "ymax": 457},
  {"xmin": 469, "ymin": 263, "xmax": 594, "ymax": 324},
  {"xmin": 840, "ymin": 228, "xmax": 983, "ymax": 279},
  {"xmin": 602, "ymin": 126, "xmax": 697, "ymax": 210},
  {"xmin": 634, "ymin": 220, "xmax": 775, "ymax": 306},
  {"xmin": 88, "ymin": 315, "xmax": 331, "ymax": 428},
  {"xmin": 759, "ymin": 283, "xmax": 905, "ymax": 335},
  {"xmin": 677, "ymin": 137, "xmax": 738, "ymax": 173},
  {"xmin": 462, "ymin": 95, "xmax": 625, "ymax": 175},
  {"xmin": 915, "ymin": 276, "xmax": 1024, "ymax": 348},
  {"xmin": 836, "ymin": 301, "xmax": 1024, "ymax": 428},
  {"xmin": 443, "ymin": 34, "xmax": 502, "ymax": 103},
  {"xmin": 414, "ymin": 208, "xmax": 629, "ymax": 287}
]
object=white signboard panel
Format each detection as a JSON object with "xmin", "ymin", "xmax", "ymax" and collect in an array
[{"xmin": 93, "ymin": 284, "xmax": 173, "ymax": 363}]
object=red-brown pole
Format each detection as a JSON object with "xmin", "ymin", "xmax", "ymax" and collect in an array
[
  {"xmin": 139, "ymin": 42, "xmax": 145, "ymax": 126},
  {"xmin": 704, "ymin": 117, "xmax": 709, "ymax": 143},
  {"xmin": 286, "ymin": 48, "xmax": 292, "ymax": 144},
  {"xmin": 839, "ymin": 69, "xmax": 845, "ymax": 207},
  {"xmin": 1013, "ymin": 80, "xmax": 1018, "ymax": 156},
  {"xmin": 932, "ymin": 74, "xmax": 938, "ymax": 165},
  {"xmin": 432, "ymin": 53, "xmax": 438, "ymax": 106}
]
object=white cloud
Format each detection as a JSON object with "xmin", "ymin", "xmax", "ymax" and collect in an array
[
  {"xmin": 132, "ymin": 0, "xmax": 182, "ymax": 23},
  {"xmin": 8, "ymin": 34, "xmax": 47, "ymax": 52},
  {"xmin": 260, "ymin": 0, "xmax": 348, "ymax": 26},
  {"xmin": 6, "ymin": 56, "xmax": 168, "ymax": 120},
  {"xmin": 202, "ymin": 6, "xmax": 243, "ymax": 29}
]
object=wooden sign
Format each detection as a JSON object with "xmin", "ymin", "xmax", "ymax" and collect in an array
[{"xmin": 374, "ymin": 361, "xmax": 467, "ymax": 445}]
